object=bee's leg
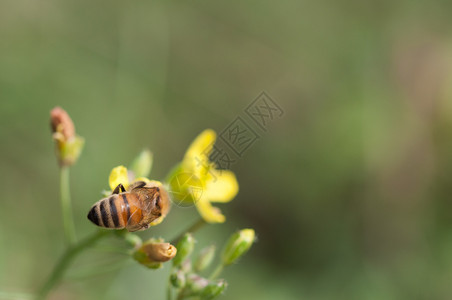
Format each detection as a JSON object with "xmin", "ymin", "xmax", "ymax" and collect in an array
[{"xmin": 112, "ymin": 184, "xmax": 126, "ymax": 194}]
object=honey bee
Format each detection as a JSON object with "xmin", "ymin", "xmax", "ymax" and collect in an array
[{"xmin": 87, "ymin": 181, "xmax": 170, "ymax": 232}]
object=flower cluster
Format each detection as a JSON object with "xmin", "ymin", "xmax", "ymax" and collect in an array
[
  {"xmin": 48, "ymin": 108, "xmax": 256, "ymax": 300},
  {"xmin": 169, "ymin": 229, "xmax": 255, "ymax": 299}
]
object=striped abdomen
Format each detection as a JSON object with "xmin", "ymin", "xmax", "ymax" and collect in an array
[{"xmin": 87, "ymin": 193, "xmax": 143, "ymax": 230}]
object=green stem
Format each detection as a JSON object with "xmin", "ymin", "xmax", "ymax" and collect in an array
[
  {"xmin": 166, "ymin": 278, "xmax": 173, "ymax": 300},
  {"xmin": 170, "ymin": 218, "xmax": 206, "ymax": 245},
  {"xmin": 176, "ymin": 291, "xmax": 185, "ymax": 300},
  {"xmin": 36, "ymin": 230, "xmax": 109, "ymax": 300},
  {"xmin": 209, "ymin": 264, "xmax": 224, "ymax": 280},
  {"xmin": 60, "ymin": 166, "xmax": 76, "ymax": 245}
]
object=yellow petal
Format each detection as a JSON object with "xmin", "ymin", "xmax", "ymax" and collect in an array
[
  {"xmin": 204, "ymin": 169, "xmax": 239, "ymax": 203},
  {"xmin": 195, "ymin": 196, "xmax": 226, "ymax": 223},
  {"xmin": 109, "ymin": 166, "xmax": 130, "ymax": 191},
  {"xmin": 183, "ymin": 129, "xmax": 216, "ymax": 171}
]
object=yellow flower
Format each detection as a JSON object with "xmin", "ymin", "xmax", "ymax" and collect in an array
[
  {"xmin": 168, "ymin": 129, "xmax": 239, "ymax": 223},
  {"xmin": 107, "ymin": 165, "xmax": 167, "ymax": 227}
]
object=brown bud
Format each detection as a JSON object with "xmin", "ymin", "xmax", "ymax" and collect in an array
[
  {"xmin": 50, "ymin": 107, "xmax": 75, "ymax": 140},
  {"xmin": 50, "ymin": 107, "xmax": 84, "ymax": 167},
  {"xmin": 133, "ymin": 240, "xmax": 177, "ymax": 269},
  {"xmin": 142, "ymin": 242, "xmax": 177, "ymax": 262}
]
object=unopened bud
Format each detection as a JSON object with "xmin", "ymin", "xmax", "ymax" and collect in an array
[
  {"xmin": 130, "ymin": 150, "xmax": 153, "ymax": 178},
  {"xmin": 173, "ymin": 233, "xmax": 195, "ymax": 266},
  {"xmin": 186, "ymin": 274, "xmax": 209, "ymax": 294},
  {"xmin": 50, "ymin": 107, "xmax": 75, "ymax": 140},
  {"xmin": 50, "ymin": 107, "xmax": 84, "ymax": 167},
  {"xmin": 200, "ymin": 279, "xmax": 227, "ymax": 300},
  {"xmin": 133, "ymin": 239, "xmax": 177, "ymax": 269},
  {"xmin": 221, "ymin": 229, "xmax": 255, "ymax": 266},
  {"xmin": 124, "ymin": 233, "xmax": 142, "ymax": 248},
  {"xmin": 143, "ymin": 242, "xmax": 177, "ymax": 262},
  {"xmin": 170, "ymin": 269, "xmax": 186, "ymax": 288},
  {"xmin": 194, "ymin": 245, "xmax": 216, "ymax": 272},
  {"xmin": 180, "ymin": 258, "xmax": 192, "ymax": 273}
]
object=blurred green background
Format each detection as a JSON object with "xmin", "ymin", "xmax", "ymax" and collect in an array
[{"xmin": 2, "ymin": 0, "xmax": 452, "ymax": 299}]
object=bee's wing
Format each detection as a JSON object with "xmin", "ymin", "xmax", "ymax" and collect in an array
[
  {"xmin": 125, "ymin": 188, "xmax": 160, "ymax": 232},
  {"xmin": 125, "ymin": 222, "xmax": 144, "ymax": 232}
]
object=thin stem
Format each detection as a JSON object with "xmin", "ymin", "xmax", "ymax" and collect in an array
[
  {"xmin": 209, "ymin": 264, "xmax": 224, "ymax": 280},
  {"xmin": 60, "ymin": 166, "xmax": 76, "ymax": 245},
  {"xmin": 176, "ymin": 291, "xmax": 185, "ymax": 300},
  {"xmin": 166, "ymin": 277, "xmax": 173, "ymax": 300},
  {"xmin": 36, "ymin": 230, "xmax": 110, "ymax": 300},
  {"xmin": 170, "ymin": 218, "xmax": 206, "ymax": 245}
]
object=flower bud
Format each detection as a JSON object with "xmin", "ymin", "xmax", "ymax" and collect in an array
[
  {"xmin": 50, "ymin": 107, "xmax": 75, "ymax": 140},
  {"xmin": 186, "ymin": 274, "xmax": 209, "ymax": 295},
  {"xmin": 200, "ymin": 279, "xmax": 227, "ymax": 300},
  {"xmin": 133, "ymin": 239, "xmax": 177, "ymax": 269},
  {"xmin": 50, "ymin": 107, "xmax": 84, "ymax": 167},
  {"xmin": 180, "ymin": 258, "xmax": 192, "ymax": 273},
  {"xmin": 124, "ymin": 233, "xmax": 142, "ymax": 248},
  {"xmin": 130, "ymin": 150, "xmax": 153, "ymax": 178},
  {"xmin": 194, "ymin": 245, "xmax": 216, "ymax": 272},
  {"xmin": 221, "ymin": 229, "xmax": 255, "ymax": 266},
  {"xmin": 170, "ymin": 269, "xmax": 186, "ymax": 288},
  {"xmin": 173, "ymin": 233, "xmax": 195, "ymax": 267}
]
